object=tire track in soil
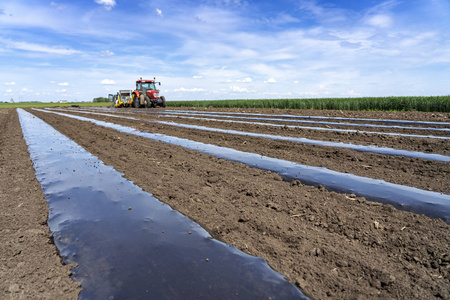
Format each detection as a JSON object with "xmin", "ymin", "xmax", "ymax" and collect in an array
[{"xmin": 28, "ymin": 108, "xmax": 450, "ymax": 300}]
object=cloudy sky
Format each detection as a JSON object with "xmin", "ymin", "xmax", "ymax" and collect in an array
[{"xmin": 1, "ymin": 0, "xmax": 449, "ymax": 102}]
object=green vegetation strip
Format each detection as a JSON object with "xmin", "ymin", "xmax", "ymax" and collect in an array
[
  {"xmin": 168, "ymin": 96, "xmax": 450, "ymax": 112},
  {"xmin": 3, "ymin": 95, "xmax": 449, "ymax": 112},
  {"xmin": 0, "ymin": 102, "xmax": 113, "ymax": 109}
]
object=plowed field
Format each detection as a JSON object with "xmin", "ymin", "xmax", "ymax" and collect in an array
[{"xmin": 1, "ymin": 107, "xmax": 449, "ymax": 299}]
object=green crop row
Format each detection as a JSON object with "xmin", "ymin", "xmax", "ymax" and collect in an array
[
  {"xmin": 167, "ymin": 96, "xmax": 450, "ymax": 112},
  {"xmin": 2, "ymin": 96, "xmax": 449, "ymax": 112}
]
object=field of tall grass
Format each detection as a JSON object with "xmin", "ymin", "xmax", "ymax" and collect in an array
[
  {"xmin": 167, "ymin": 96, "xmax": 450, "ymax": 112},
  {"xmin": 2, "ymin": 96, "xmax": 449, "ymax": 112}
]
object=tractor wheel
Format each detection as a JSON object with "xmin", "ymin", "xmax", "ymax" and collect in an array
[
  {"xmin": 160, "ymin": 96, "xmax": 166, "ymax": 108},
  {"xmin": 145, "ymin": 96, "xmax": 152, "ymax": 108},
  {"xmin": 133, "ymin": 94, "xmax": 140, "ymax": 108}
]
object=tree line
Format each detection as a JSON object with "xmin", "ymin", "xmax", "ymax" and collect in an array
[{"xmin": 93, "ymin": 97, "xmax": 109, "ymax": 102}]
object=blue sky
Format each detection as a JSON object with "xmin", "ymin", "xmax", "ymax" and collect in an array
[{"xmin": 1, "ymin": 0, "xmax": 449, "ymax": 102}]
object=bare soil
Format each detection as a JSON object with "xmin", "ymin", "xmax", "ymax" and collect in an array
[
  {"xmin": 165, "ymin": 106, "xmax": 450, "ymax": 122},
  {"xmin": 0, "ymin": 109, "xmax": 81, "ymax": 299},
  {"xmin": 2, "ymin": 107, "xmax": 449, "ymax": 299},
  {"xmin": 60, "ymin": 108, "xmax": 450, "ymax": 194}
]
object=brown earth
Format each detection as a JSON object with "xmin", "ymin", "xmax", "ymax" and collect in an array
[
  {"xmin": 164, "ymin": 106, "xmax": 450, "ymax": 122},
  {"xmin": 153, "ymin": 108, "xmax": 450, "ymax": 138},
  {"xmin": 0, "ymin": 109, "xmax": 81, "ymax": 299},
  {"xmin": 2, "ymin": 107, "xmax": 450, "ymax": 300},
  {"xmin": 154, "ymin": 114, "xmax": 450, "ymax": 151},
  {"xmin": 55, "ymin": 108, "xmax": 450, "ymax": 194}
]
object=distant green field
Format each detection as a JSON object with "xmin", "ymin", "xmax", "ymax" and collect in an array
[
  {"xmin": 168, "ymin": 96, "xmax": 450, "ymax": 112},
  {"xmin": 3, "ymin": 96, "xmax": 449, "ymax": 112},
  {"xmin": 0, "ymin": 102, "xmax": 113, "ymax": 109}
]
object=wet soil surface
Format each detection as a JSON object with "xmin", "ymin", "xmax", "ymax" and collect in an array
[
  {"xmin": 0, "ymin": 109, "xmax": 81, "ymax": 299},
  {"xmin": 23, "ymin": 107, "xmax": 450, "ymax": 299}
]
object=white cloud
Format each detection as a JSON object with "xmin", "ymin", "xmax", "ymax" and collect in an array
[
  {"xmin": 5, "ymin": 82, "xmax": 16, "ymax": 85},
  {"xmin": 229, "ymin": 85, "xmax": 249, "ymax": 92},
  {"xmin": 213, "ymin": 0, "xmax": 246, "ymax": 6},
  {"xmin": 173, "ymin": 87, "xmax": 205, "ymax": 92},
  {"xmin": 101, "ymin": 79, "xmax": 116, "ymax": 85},
  {"xmin": 5, "ymin": 40, "xmax": 79, "ymax": 55},
  {"xmin": 264, "ymin": 78, "xmax": 277, "ymax": 84},
  {"xmin": 298, "ymin": 0, "xmax": 348, "ymax": 23},
  {"xmin": 56, "ymin": 89, "xmax": 67, "ymax": 93},
  {"xmin": 174, "ymin": 87, "xmax": 205, "ymax": 92},
  {"xmin": 193, "ymin": 75, "xmax": 203, "ymax": 79},
  {"xmin": 237, "ymin": 77, "xmax": 252, "ymax": 83},
  {"xmin": 100, "ymin": 50, "xmax": 115, "ymax": 57},
  {"xmin": 5, "ymin": 89, "xmax": 13, "ymax": 93},
  {"xmin": 58, "ymin": 82, "xmax": 69, "ymax": 86},
  {"xmin": 50, "ymin": 2, "xmax": 66, "ymax": 10},
  {"xmin": 260, "ymin": 13, "xmax": 300, "ymax": 26},
  {"xmin": 366, "ymin": 14, "xmax": 392, "ymax": 28},
  {"xmin": 345, "ymin": 89, "xmax": 359, "ymax": 96},
  {"xmin": 95, "ymin": 0, "xmax": 116, "ymax": 10},
  {"xmin": 156, "ymin": 8, "xmax": 163, "ymax": 17}
]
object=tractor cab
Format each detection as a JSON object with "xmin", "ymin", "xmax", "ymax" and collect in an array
[
  {"xmin": 136, "ymin": 80, "xmax": 158, "ymax": 91},
  {"xmin": 133, "ymin": 77, "xmax": 166, "ymax": 108}
]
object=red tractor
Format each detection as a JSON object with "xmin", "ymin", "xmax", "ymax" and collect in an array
[{"xmin": 132, "ymin": 77, "xmax": 166, "ymax": 108}]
